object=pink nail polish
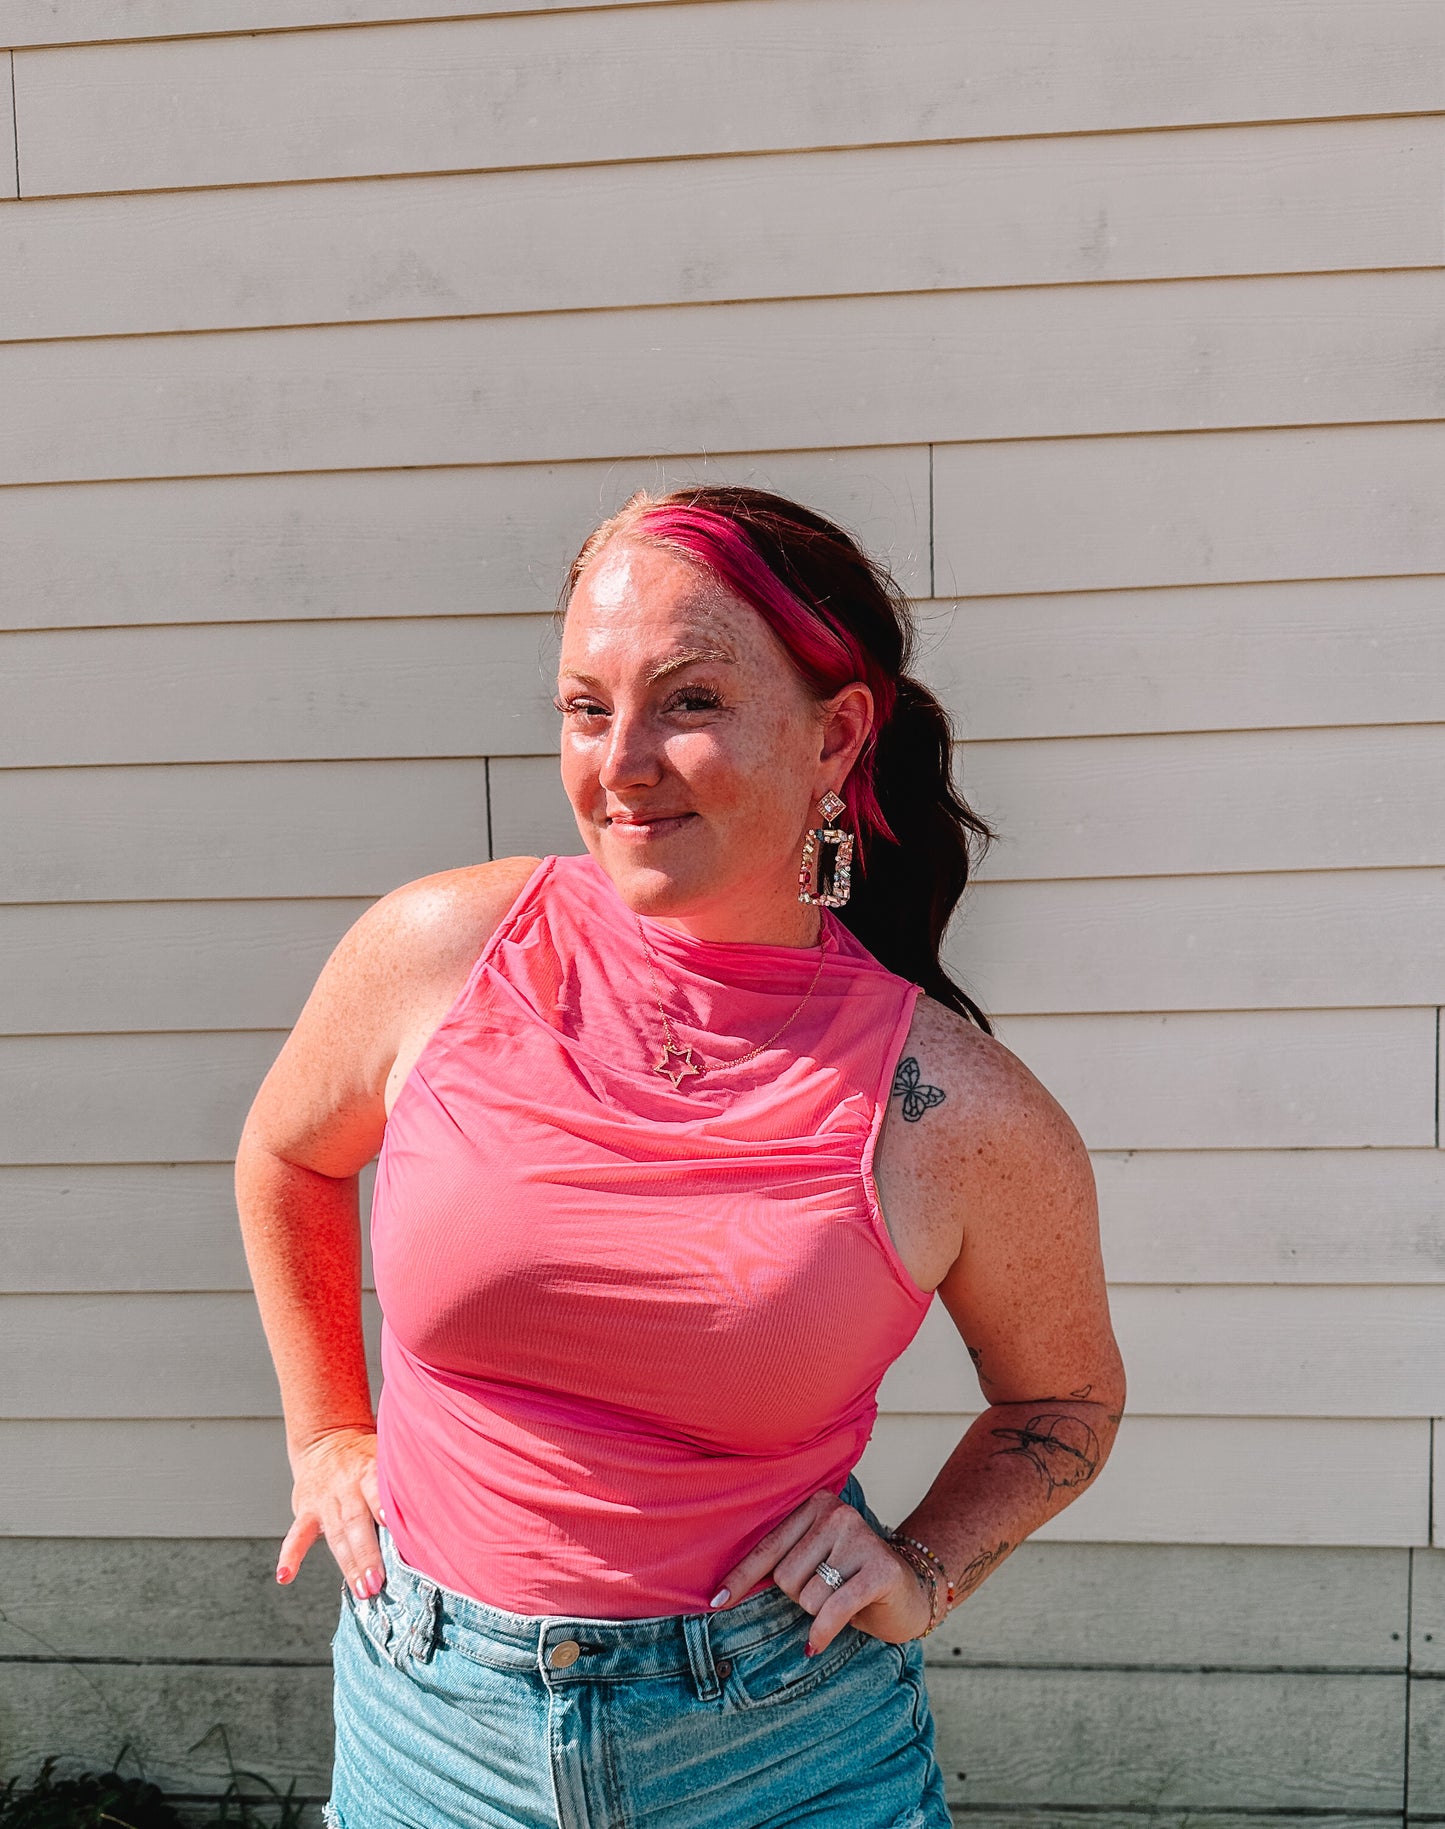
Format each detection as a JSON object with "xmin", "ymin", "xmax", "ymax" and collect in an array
[
  {"xmin": 804, "ymin": 1643, "xmax": 818, "ymax": 1658},
  {"xmin": 354, "ymin": 1575, "xmax": 370, "ymax": 1599},
  {"xmin": 709, "ymin": 1588, "xmax": 730, "ymax": 1609},
  {"xmin": 275, "ymin": 1566, "xmax": 290, "ymax": 1584}
]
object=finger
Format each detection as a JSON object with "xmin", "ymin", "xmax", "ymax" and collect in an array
[
  {"xmin": 708, "ymin": 1489, "xmax": 836, "ymax": 1609},
  {"xmin": 276, "ymin": 1514, "xmax": 319, "ymax": 1585},
  {"xmin": 806, "ymin": 1569, "xmax": 887, "ymax": 1655},
  {"xmin": 772, "ymin": 1502, "xmax": 866, "ymax": 1601},
  {"xmin": 324, "ymin": 1497, "xmax": 386, "ymax": 1601}
]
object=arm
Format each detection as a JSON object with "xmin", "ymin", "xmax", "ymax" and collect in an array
[
  {"xmin": 710, "ymin": 1007, "xmax": 1124, "ymax": 1647},
  {"xmin": 234, "ymin": 858, "xmax": 538, "ymax": 1598}
]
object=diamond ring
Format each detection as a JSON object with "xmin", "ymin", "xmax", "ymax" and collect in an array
[{"xmin": 814, "ymin": 1559, "xmax": 845, "ymax": 1590}]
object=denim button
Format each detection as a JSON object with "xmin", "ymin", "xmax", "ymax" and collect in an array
[
  {"xmin": 717, "ymin": 1658, "xmax": 732, "ymax": 1681},
  {"xmin": 548, "ymin": 1639, "xmax": 581, "ymax": 1668}
]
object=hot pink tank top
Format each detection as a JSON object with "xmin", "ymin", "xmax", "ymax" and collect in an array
[{"xmin": 372, "ymin": 852, "xmax": 932, "ymax": 1617}]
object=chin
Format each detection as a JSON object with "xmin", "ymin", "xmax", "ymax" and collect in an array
[{"xmin": 586, "ymin": 828, "xmax": 717, "ymax": 917}]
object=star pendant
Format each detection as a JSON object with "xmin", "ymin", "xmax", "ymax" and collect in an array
[{"xmin": 654, "ymin": 1041, "xmax": 702, "ymax": 1087}]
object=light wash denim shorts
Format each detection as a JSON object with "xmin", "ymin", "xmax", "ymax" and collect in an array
[{"xmin": 324, "ymin": 1471, "xmax": 951, "ymax": 1828}]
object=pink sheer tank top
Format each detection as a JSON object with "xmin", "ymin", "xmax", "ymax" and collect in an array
[{"xmin": 372, "ymin": 852, "xmax": 933, "ymax": 1617}]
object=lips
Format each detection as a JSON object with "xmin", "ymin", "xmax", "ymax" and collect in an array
[{"xmin": 605, "ymin": 811, "xmax": 695, "ymax": 835}]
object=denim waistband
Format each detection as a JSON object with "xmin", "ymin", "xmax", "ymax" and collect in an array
[{"xmin": 362, "ymin": 1469, "xmax": 885, "ymax": 1697}]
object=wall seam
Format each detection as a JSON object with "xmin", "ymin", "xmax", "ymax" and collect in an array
[
  {"xmin": 927, "ymin": 443, "xmax": 936, "ymax": 598},
  {"xmin": 8, "ymin": 52, "xmax": 18, "ymax": 199},
  {"xmin": 483, "ymin": 754, "xmax": 494, "ymax": 861},
  {"xmin": 1405, "ymin": 1545, "xmax": 1415, "ymax": 1826}
]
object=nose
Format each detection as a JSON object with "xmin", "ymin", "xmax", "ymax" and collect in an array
[{"xmin": 597, "ymin": 705, "xmax": 664, "ymax": 793}]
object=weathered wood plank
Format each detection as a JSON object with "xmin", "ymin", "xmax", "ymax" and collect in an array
[
  {"xmin": 0, "ymin": 1031, "xmax": 286, "ymax": 1161},
  {"xmin": 16, "ymin": 2, "xmax": 1445, "ymax": 197},
  {"xmin": 0, "ymin": 616, "xmax": 558, "ymax": 766},
  {"xmin": 960, "ymin": 725, "xmax": 1445, "ymax": 882},
  {"xmin": 880, "ymin": 1285, "xmax": 1445, "ymax": 1419},
  {"xmin": 8, "ymin": 118, "xmax": 1445, "ymax": 340},
  {"xmin": 0, "ymin": 1536, "xmax": 1405, "ymax": 1671},
  {"xmin": 4, "ymin": 273, "xmax": 1445, "ymax": 486},
  {"xmin": 1407, "ymin": 1675, "xmax": 1445, "ymax": 1819},
  {"xmin": 1, "ymin": 54, "xmax": 15, "ymax": 199},
  {"xmin": 1412, "ymin": 1546, "xmax": 1445, "ymax": 1673},
  {"xmin": 0, "ymin": 1660, "xmax": 333, "ymax": 1798},
  {"xmin": 998, "ymin": 1008, "xmax": 1438, "ymax": 1150},
  {"xmin": 0, "ymin": 1161, "xmax": 376, "ymax": 1293},
  {"xmin": 1092, "ymin": 1149, "xmax": 1445, "ymax": 1286},
  {"xmin": 929, "ymin": 1666, "xmax": 1403, "ymax": 1811},
  {"xmin": 0, "ymin": 760, "xmax": 490, "ymax": 901},
  {"xmin": 5, "ymin": 1149, "xmax": 1442, "ymax": 1293},
  {"xmin": 935, "ymin": 426, "xmax": 1445, "ymax": 598},
  {"xmin": 0, "ymin": 449, "xmax": 928, "ymax": 631},
  {"xmin": 924, "ymin": 573, "xmax": 1445, "ymax": 739},
  {"xmin": 0, "ymin": 1292, "xmax": 382, "ymax": 1417},
  {"xmin": 952, "ymin": 870, "xmax": 1445, "ymax": 1014},
  {"xmin": 856, "ymin": 1415, "xmax": 1430, "ymax": 1548},
  {"xmin": 3, "ymin": 1283, "xmax": 1439, "ymax": 1420},
  {"xmin": 1, "ymin": 0, "xmax": 671, "ymax": 45},
  {"xmin": 0, "ymin": 899, "xmax": 370, "ymax": 1034},
  {"xmin": 930, "ymin": 1542, "xmax": 1406, "ymax": 1673}
]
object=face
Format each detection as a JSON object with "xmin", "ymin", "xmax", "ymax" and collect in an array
[{"xmin": 556, "ymin": 538, "xmax": 872, "ymax": 940}]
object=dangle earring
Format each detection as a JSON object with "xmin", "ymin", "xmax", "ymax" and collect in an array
[{"xmin": 798, "ymin": 791, "xmax": 854, "ymax": 908}]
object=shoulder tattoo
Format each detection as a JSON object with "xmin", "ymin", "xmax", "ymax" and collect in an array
[{"xmin": 891, "ymin": 1056, "xmax": 947, "ymax": 1123}]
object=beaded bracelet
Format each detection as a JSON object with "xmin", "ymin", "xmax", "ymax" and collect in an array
[
  {"xmin": 887, "ymin": 1534, "xmax": 941, "ymax": 1635},
  {"xmin": 892, "ymin": 1532, "xmax": 957, "ymax": 1615}
]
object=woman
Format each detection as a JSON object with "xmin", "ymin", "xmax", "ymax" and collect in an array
[{"xmin": 235, "ymin": 486, "xmax": 1125, "ymax": 1829}]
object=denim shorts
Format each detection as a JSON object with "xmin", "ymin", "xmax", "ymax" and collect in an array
[{"xmin": 324, "ymin": 1471, "xmax": 950, "ymax": 1829}]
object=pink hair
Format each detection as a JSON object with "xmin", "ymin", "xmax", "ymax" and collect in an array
[{"xmin": 621, "ymin": 502, "xmax": 898, "ymax": 848}]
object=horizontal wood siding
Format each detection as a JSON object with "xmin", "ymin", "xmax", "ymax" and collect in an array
[{"xmin": 2, "ymin": 5, "xmax": 1440, "ymax": 1815}]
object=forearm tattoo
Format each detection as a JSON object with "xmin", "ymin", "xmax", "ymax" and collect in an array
[
  {"xmin": 891, "ymin": 1056, "xmax": 946, "ymax": 1122},
  {"xmin": 956, "ymin": 1539, "xmax": 1010, "ymax": 1599},
  {"xmin": 990, "ymin": 1412, "xmax": 1101, "ymax": 1493}
]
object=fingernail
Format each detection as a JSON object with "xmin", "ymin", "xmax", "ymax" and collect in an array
[
  {"xmin": 804, "ymin": 1642, "xmax": 818, "ymax": 1658},
  {"xmin": 709, "ymin": 1588, "xmax": 730, "ymax": 1609},
  {"xmin": 353, "ymin": 1575, "xmax": 371, "ymax": 1599},
  {"xmin": 275, "ymin": 1566, "xmax": 290, "ymax": 1584}
]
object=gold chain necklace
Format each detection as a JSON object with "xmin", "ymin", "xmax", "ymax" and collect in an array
[{"xmin": 634, "ymin": 913, "xmax": 829, "ymax": 1087}]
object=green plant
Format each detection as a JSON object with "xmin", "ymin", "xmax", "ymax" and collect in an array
[{"xmin": 0, "ymin": 1755, "xmax": 185, "ymax": 1829}]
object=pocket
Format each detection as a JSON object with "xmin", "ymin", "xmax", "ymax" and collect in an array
[
  {"xmin": 342, "ymin": 1577, "xmax": 408, "ymax": 1670},
  {"xmin": 725, "ymin": 1613, "xmax": 868, "ymax": 1710}
]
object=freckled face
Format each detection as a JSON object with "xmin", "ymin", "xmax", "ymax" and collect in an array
[{"xmin": 557, "ymin": 540, "xmax": 838, "ymax": 936}]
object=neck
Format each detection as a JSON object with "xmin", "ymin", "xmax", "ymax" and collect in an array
[{"xmin": 633, "ymin": 869, "xmax": 826, "ymax": 949}]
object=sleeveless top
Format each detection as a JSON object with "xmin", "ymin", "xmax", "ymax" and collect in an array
[{"xmin": 371, "ymin": 852, "xmax": 933, "ymax": 1617}]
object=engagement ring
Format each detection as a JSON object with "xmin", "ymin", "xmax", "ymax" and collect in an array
[{"xmin": 814, "ymin": 1559, "xmax": 844, "ymax": 1590}]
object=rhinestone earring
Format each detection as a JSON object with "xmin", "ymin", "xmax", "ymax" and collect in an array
[{"xmin": 798, "ymin": 791, "xmax": 854, "ymax": 908}]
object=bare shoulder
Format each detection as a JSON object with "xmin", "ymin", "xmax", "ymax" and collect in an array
[
  {"xmin": 240, "ymin": 857, "xmax": 542, "ymax": 1174},
  {"xmin": 874, "ymin": 994, "xmax": 1094, "ymax": 1291}
]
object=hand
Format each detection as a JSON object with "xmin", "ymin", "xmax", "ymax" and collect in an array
[
  {"xmin": 275, "ymin": 1425, "xmax": 385, "ymax": 1600},
  {"xmin": 709, "ymin": 1487, "xmax": 933, "ymax": 1653}
]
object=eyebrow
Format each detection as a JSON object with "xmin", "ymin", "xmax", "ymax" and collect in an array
[{"xmin": 559, "ymin": 647, "xmax": 738, "ymax": 689}]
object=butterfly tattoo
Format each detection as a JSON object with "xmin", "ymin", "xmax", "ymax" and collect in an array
[{"xmin": 891, "ymin": 1056, "xmax": 947, "ymax": 1123}]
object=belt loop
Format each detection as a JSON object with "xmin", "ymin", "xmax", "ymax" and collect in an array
[
  {"xmin": 682, "ymin": 1611, "xmax": 721, "ymax": 1701},
  {"xmin": 406, "ymin": 1578, "xmax": 442, "ymax": 1664}
]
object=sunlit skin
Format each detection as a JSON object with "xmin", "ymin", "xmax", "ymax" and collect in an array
[
  {"xmin": 234, "ymin": 522, "xmax": 1123, "ymax": 1663},
  {"xmin": 556, "ymin": 539, "xmax": 873, "ymax": 946}
]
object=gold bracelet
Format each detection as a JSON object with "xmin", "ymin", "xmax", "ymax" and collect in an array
[
  {"xmin": 891, "ymin": 1532, "xmax": 956, "ymax": 1615},
  {"xmin": 888, "ymin": 1536, "xmax": 941, "ymax": 1634}
]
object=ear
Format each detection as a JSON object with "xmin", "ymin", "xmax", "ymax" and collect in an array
[{"xmin": 814, "ymin": 682, "xmax": 875, "ymax": 795}]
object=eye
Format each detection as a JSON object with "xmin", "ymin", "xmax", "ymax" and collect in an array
[
  {"xmin": 554, "ymin": 693, "xmax": 608, "ymax": 720},
  {"xmin": 666, "ymin": 686, "xmax": 724, "ymax": 714}
]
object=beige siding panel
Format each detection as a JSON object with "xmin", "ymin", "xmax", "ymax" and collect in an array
[
  {"xmin": 3, "ymin": 274, "xmax": 1444, "ymax": 486},
  {"xmin": 0, "ymin": 1292, "xmax": 381, "ymax": 1416},
  {"xmin": 933, "ymin": 1542, "xmax": 1406, "ymax": 1671},
  {"xmin": 962, "ymin": 725, "xmax": 1445, "ymax": 882},
  {"xmin": 6, "ymin": 1284, "xmax": 1439, "ymax": 1420},
  {"xmin": 0, "ymin": 759, "xmax": 489, "ymax": 901},
  {"xmin": 935, "ymin": 426, "xmax": 1445, "ymax": 599},
  {"xmin": 929, "ymin": 1667, "xmax": 1402, "ymax": 1813},
  {"xmin": 0, "ymin": 1031, "xmax": 285, "ymax": 1162},
  {"xmin": 8, "ymin": 120, "xmax": 1445, "ymax": 341},
  {"xmin": 952, "ymin": 871, "xmax": 1445, "ymax": 1013},
  {"xmin": 0, "ymin": 616, "xmax": 559, "ymax": 766},
  {"xmin": 0, "ymin": 450, "xmax": 928, "ymax": 631},
  {"xmin": 857, "ymin": 1415, "xmax": 1430, "ymax": 1547},
  {"xmin": 0, "ymin": 1161, "xmax": 376, "ymax": 1292},
  {"xmin": 0, "ymin": 899, "xmax": 368, "ymax": 1032},
  {"xmin": 880, "ymin": 1286, "xmax": 1445, "ymax": 1418},
  {"xmin": 0, "ymin": 1418, "xmax": 294, "ymax": 1533},
  {"xmin": 6, "ymin": 1147, "xmax": 1441, "ymax": 1293},
  {"xmin": 16, "ymin": 2, "xmax": 1445, "ymax": 197},
  {"xmin": 925, "ymin": 574, "xmax": 1445, "ymax": 742},
  {"xmin": 4, "ymin": 1415, "xmax": 1428, "ymax": 1546},
  {"xmin": 1092, "ymin": 1150, "xmax": 1445, "ymax": 1285},
  {"xmin": 488, "ymin": 756, "xmax": 580, "ymax": 861},
  {"xmin": 997, "ymin": 1009, "xmax": 1437, "ymax": 1150},
  {"xmin": 1, "ymin": 55, "xmax": 15, "ymax": 199},
  {"xmin": 2, "ymin": 0, "xmax": 671, "ymax": 45}
]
